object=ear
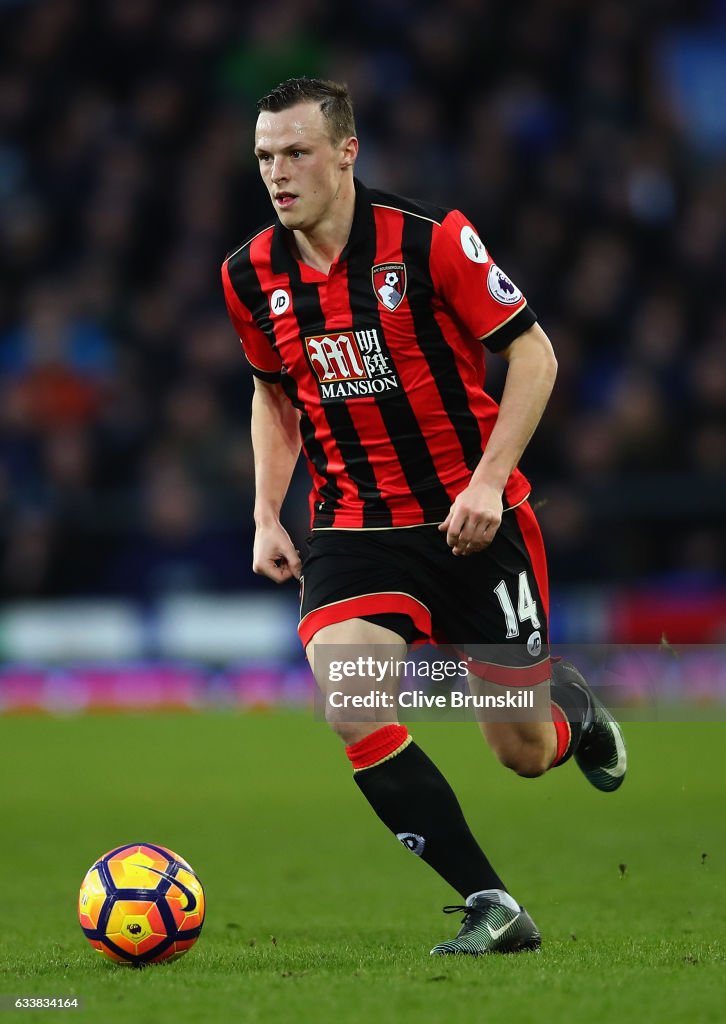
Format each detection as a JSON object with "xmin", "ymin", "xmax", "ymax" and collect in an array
[{"xmin": 339, "ymin": 135, "xmax": 359, "ymax": 170}]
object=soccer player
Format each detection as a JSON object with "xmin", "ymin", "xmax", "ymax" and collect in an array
[{"xmin": 222, "ymin": 78, "xmax": 627, "ymax": 955}]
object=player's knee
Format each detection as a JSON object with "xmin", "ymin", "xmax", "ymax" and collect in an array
[
  {"xmin": 513, "ymin": 753, "xmax": 550, "ymax": 779},
  {"xmin": 325, "ymin": 713, "xmax": 361, "ymax": 745},
  {"xmin": 496, "ymin": 739, "xmax": 551, "ymax": 778},
  {"xmin": 324, "ymin": 705, "xmax": 390, "ymax": 746}
]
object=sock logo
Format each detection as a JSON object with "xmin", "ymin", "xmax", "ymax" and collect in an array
[{"xmin": 397, "ymin": 832, "xmax": 425, "ymax": 857}]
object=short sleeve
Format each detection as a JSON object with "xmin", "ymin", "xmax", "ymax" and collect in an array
[
  {"xmin": 430, "ymin": 210, "xmax": 537, "ymax": 352},
  {"xmin": 221, "ymin": 259, "xmax": 283, "ymax": 382}
]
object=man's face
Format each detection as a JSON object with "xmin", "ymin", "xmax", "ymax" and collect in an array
[{"xmin": 254, "ymin": 102, "xmax": 356, "ymax": 232}]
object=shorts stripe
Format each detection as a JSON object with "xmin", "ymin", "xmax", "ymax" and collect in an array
[
  {"xmin": 466, "ymin": 656, "xmax": 551, "ymax": 687},
  {"xmin": 514, "ymin": 501, "xmax": 550, "ymax": 621},
  {"xmin": 299, "ymin": 592, "xmax": 432, "ymax": 648}
]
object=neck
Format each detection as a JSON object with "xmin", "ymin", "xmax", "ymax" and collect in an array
[{"xmin": 292, "ymin": 176, "xmax": 356, "ymax": 274}]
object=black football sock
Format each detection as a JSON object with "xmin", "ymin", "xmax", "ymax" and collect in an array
[
  {"xmin": 347, "ymin": 725, "xmax": 507, "ymax": 899},
  {"xmin": 549, "ymin": 661, "xmax": 591, "ymax": 765}
]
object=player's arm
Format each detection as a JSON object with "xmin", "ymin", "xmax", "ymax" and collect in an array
[
  {"xmin": 439, "ymin": 322, "xmax": 557, "ymax": 554},
  {"xmin": 471, "ymin": 321, "xmax": 557, "ymax": 495},
  {"xmin": 221, "ymin": 259, "xmax": 301, "ymax": 582},
  {"xmin": 251, "ymin": 377, "xmax": 303, "ymax": 583}
]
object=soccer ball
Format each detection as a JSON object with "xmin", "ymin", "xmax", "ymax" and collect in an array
[{"xmin": 78, "ymin": 843, "xmax": 205, "ymax": 965}]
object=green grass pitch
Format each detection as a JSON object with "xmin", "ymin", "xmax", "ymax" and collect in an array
[{"xmin": 0, "ymin": 710, "xmax": 724, "ymax": 1023}]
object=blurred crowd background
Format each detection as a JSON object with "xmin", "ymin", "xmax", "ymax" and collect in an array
[{"xmin": 1, "ymin": 0, "xmax": 725, "ymax": 609}]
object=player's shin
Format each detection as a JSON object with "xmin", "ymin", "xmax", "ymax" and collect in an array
[
  {"xmin": 548, "ymin": 663, "xmax": 591, "ymax": 766},
  {"xmin": 346, "ymin": 724, "xmax": 508, "ymax": 899}
]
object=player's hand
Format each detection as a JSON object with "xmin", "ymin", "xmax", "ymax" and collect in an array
[
  {"xmin": 252, "ymin": 522, "xmax": 302, "ymax": 583},
  {"xmin": 438, "ymin": 482, "xmax": 503, "ymax": 555}
]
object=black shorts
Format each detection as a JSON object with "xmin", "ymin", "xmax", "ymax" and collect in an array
[{"xmin": 298, "ymin": 499, "xmax": 550, "ymax": 684}]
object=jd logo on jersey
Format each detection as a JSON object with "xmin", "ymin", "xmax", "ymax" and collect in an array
[
  {"xmin": 371, "ymin": 263, "xmax": 407, "ymax": 311},
  {"xmin": 270, "ymin": 288, "xmax": 290, "ymax": 316}
]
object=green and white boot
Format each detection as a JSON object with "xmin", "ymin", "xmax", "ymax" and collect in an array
[
  {"xmin": 553, "ymin": 660, "xmax": 627, "ymax": 792},
  {"xmin": 430, "ymin": 890, "xmax": 541, "ymax": 956}
]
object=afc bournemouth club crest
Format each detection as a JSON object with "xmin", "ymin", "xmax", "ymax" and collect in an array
[{"xmin": 372, "ymin": 263, "xmax": 407, "ymax": 311}]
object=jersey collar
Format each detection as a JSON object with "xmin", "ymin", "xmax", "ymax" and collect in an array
[{"xmin": 269, "ymin": 178, "xmax": 371, "ymax": 279}]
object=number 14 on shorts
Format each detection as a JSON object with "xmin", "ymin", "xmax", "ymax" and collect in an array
[{"xmin": 494, "ymin": 571, "xmax": 540, "ymax": 638}]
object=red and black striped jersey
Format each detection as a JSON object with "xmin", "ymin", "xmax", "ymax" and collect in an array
[{"xmin": 222, "ymin": 180, "xmax": 537, "ymax": 529}]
